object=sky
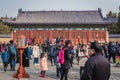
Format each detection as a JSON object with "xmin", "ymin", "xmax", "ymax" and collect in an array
[{"xmin": 0, "ymin": 0, "xmax": 120, "ymax": 18}]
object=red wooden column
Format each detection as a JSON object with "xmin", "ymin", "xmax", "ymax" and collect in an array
[
  {"xmin": 68, "ymin": 30, "xmax": 71, "ymax": 40},
  {"xmin": 106, "ymin": 31, "xmax": 109, "ymax": 42},
  {"xmin": 104, "ymin": 31, "xmax": 107, "ymax": 42},
  {"xmin": 95, "ymin": 30, "xmax": 99, "ymax": 41},
  {"xmin": 29, "ymin": 30, "xmax": 33, "ymax": 39},
  {"xmin": 87, "ymin": 30, "xmax": 90, "ymax": 44},
  {"xmin": 78, "ymin": 36, "xmax": 80, "ymax": 44},
  {"xmin": 13, "ymin": 30, "xmax": 17, "ymax": 41},
  {"xmin": 49, "ymin": 30, "xmax": 52, "ymax": 41}
]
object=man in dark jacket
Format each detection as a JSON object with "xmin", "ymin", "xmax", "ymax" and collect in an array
[{"xmin": 81, "ymin": 41, "xmax": 110, "ymax": 80}]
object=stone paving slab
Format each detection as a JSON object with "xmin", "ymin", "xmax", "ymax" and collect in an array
[{"xmin": 0, "ymin": 58, "xmax": 120, "ymax": 80}]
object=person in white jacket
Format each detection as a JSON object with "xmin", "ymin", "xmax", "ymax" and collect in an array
[
  {"xmin": 78, "ymin": 44, "xmax": 89, "ymax": 75},
  {"xmin": 32, "ymin": 43, "xmax": 40, "ymax": 65}
]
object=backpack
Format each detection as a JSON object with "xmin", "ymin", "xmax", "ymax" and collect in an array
[
  {"xmin": 58, "ymin": 48, "xmax": 67, "ymax": 64},
  {"xmin": 117, "ymin": 46, "xmax": 120, "ymax": 55},
  {"xmin": 70, "ymin": 49, "xmax": 74, "ymax": 55},
  {"xmin": 110, "ymin": 45, "xmax": 116, "ymax": 53},
  {"xmin": 9, "ymin": 45, "xmax": 16, "ymax": 56}
]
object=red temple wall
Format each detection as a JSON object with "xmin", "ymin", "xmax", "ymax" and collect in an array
[{"xmin": 13, "ymin": 30, "xmax": 107, "ymax": 44}]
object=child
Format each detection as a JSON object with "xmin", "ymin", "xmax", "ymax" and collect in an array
[
  {"xmin": 1, "ymin": 49, "xmax": 10, "ymax": 72},
  {"xmin": 39, "ymin": 52, "xmax": 48, "ymax": 78}
]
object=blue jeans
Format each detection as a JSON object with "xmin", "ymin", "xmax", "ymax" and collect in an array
[
  {"xmin": 104, "ymin": 52, "xmax": 108, "ymax": 58},
  {"xmin": 10, "ymin": 58, "xmax": 16, "ymax": 68},
  {"xmin": 70, "ymin": 56, "xmax": 74, "ymax": 67},
  {"xmin": 34, "ymin": 58, "xmax": 38, "ymax": 64},
  {"xmin": 50, "ymin": 56, "xmax": 56, "ymax": 65}
]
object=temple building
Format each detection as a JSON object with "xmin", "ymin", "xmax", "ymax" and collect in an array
[{"xmin": 5, "ymin": 8, "xmax": 111, "ymax": 44}]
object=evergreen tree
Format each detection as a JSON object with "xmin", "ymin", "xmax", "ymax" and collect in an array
[
  {"xmin": 106, "ymin": 11, "xmax": 117, "ymax": 18},
  {"xmin": 117, "ymin": 12, "xmax": 120, "ymax": 33},
  {"xmin": 106, "ymin": 11, "xmax": 119, "ymax": 34},
  {"xmin": 0, "ymin": 18, "xmax": 12, "ymax": 34}
]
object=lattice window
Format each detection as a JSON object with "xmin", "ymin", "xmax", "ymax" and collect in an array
[
  {"xmin": 40, "ymin": 31, "xmax": 44, "ymax": 38},
  {"xmin": 92, "ymin": 32, "xmax": 95, "ymax": 39},
  {"xmin": 44, "ymin": 31, "xmax": 49, "ymax": 39},
  {"xmin": 75, "ymin": 32, "xmax": 79, "ymax": 38},
  {"xmin": 72, "ymin": 32, "xmax": 75, "ymax": 38},
  {"xmin": 35, "ymin": 31, "xmax": 38, "ymax": 38},
  {"xmin": 83, "ymin": 32, "xmax": 87, "ymax": 39},
  {"xmin": 16, "ymin": 31, "xmax": 19, "ymax": 38},
  {"xmin": 25, "ymin": 31, "xmax": 28, "ymax": 38},
  {"xmin": 80, "ymin": 32, "xmax": 83, "ymax": 39},
  {"xmin": 64, "ymin": 32, "xmax": 68, "ymax": 39},
  {"xmin": 98, "ymin": 32, "xmax": 101, "ymax": 39},
  {"xmin": 101, "ymin": 32, "xmax": 104, "ymax": 40},
  {"xmin": 33, "ymin": 30, "xmax": 36, "ymax": 38},
  {"xmin": 52, "ymin": 31, "xmax": 56, "ymax": 38}
]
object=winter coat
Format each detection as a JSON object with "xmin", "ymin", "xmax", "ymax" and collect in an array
[
  {"xmin": 0, "ymin": 45, "xmax": 4, "ymax": 53},
  {"xmin": 61, "ymin": 47, "xmax": 70, "ymax": 69},
  {"xmin": 1, "ymin": 51, "xmax": 10, "ymax": 62},
  {"xmin": 50, "ymin": 44, "xmax": 59, "ymax": 57},
  {"xmin": 79, "ymin": 49, "xmax": 88, "ymax": 67},
  {"xmin": 29, "ymin": 39, "xmax": 32, "ymax": 44},
  {"xmin": 8, "ymin": 44, "xmax": 17, "ymax": 58},
  {"xmin": 40, "ymin": 57, "xmax": 48, "ymax": 71},
  {"xmin": 22, "ymin": 48, "xmax": 29, "ymax": 67},
  {"xmin": 81, "ymin": 53, "xmax": 110, "ymax": 80},
  {"xmin": 50, "ymin": 45, "xmax": 56, "ymax": 57},
  {"xmin": 73, "ymin": 45, "xmax": 77, "ymax": 54},
  {"xmin": 32, "ymin": 46, "xmax": 40, "ymax": 58},
  {"xmin": 42, "ymin": 44, "xmax": 48, "ymax": 52}
]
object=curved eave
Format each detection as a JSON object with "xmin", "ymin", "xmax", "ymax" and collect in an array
[{"xmin": 4, "ymin": 21, "xmax": 112, "ymax": 26}]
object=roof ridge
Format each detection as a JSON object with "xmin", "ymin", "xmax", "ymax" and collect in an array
[{"xmin": 20, "ymin": 10, "xmax": 98, "ymax": 13}]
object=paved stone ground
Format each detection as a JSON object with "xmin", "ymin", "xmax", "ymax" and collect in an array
[{"xmin": 0, "ymin": 58, "xmax": 120, "ymax": 80}]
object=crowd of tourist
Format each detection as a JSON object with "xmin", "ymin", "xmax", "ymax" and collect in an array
[{"xmin": 0, "ymin": 37, "xmax": 120, "ymax": 80}]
